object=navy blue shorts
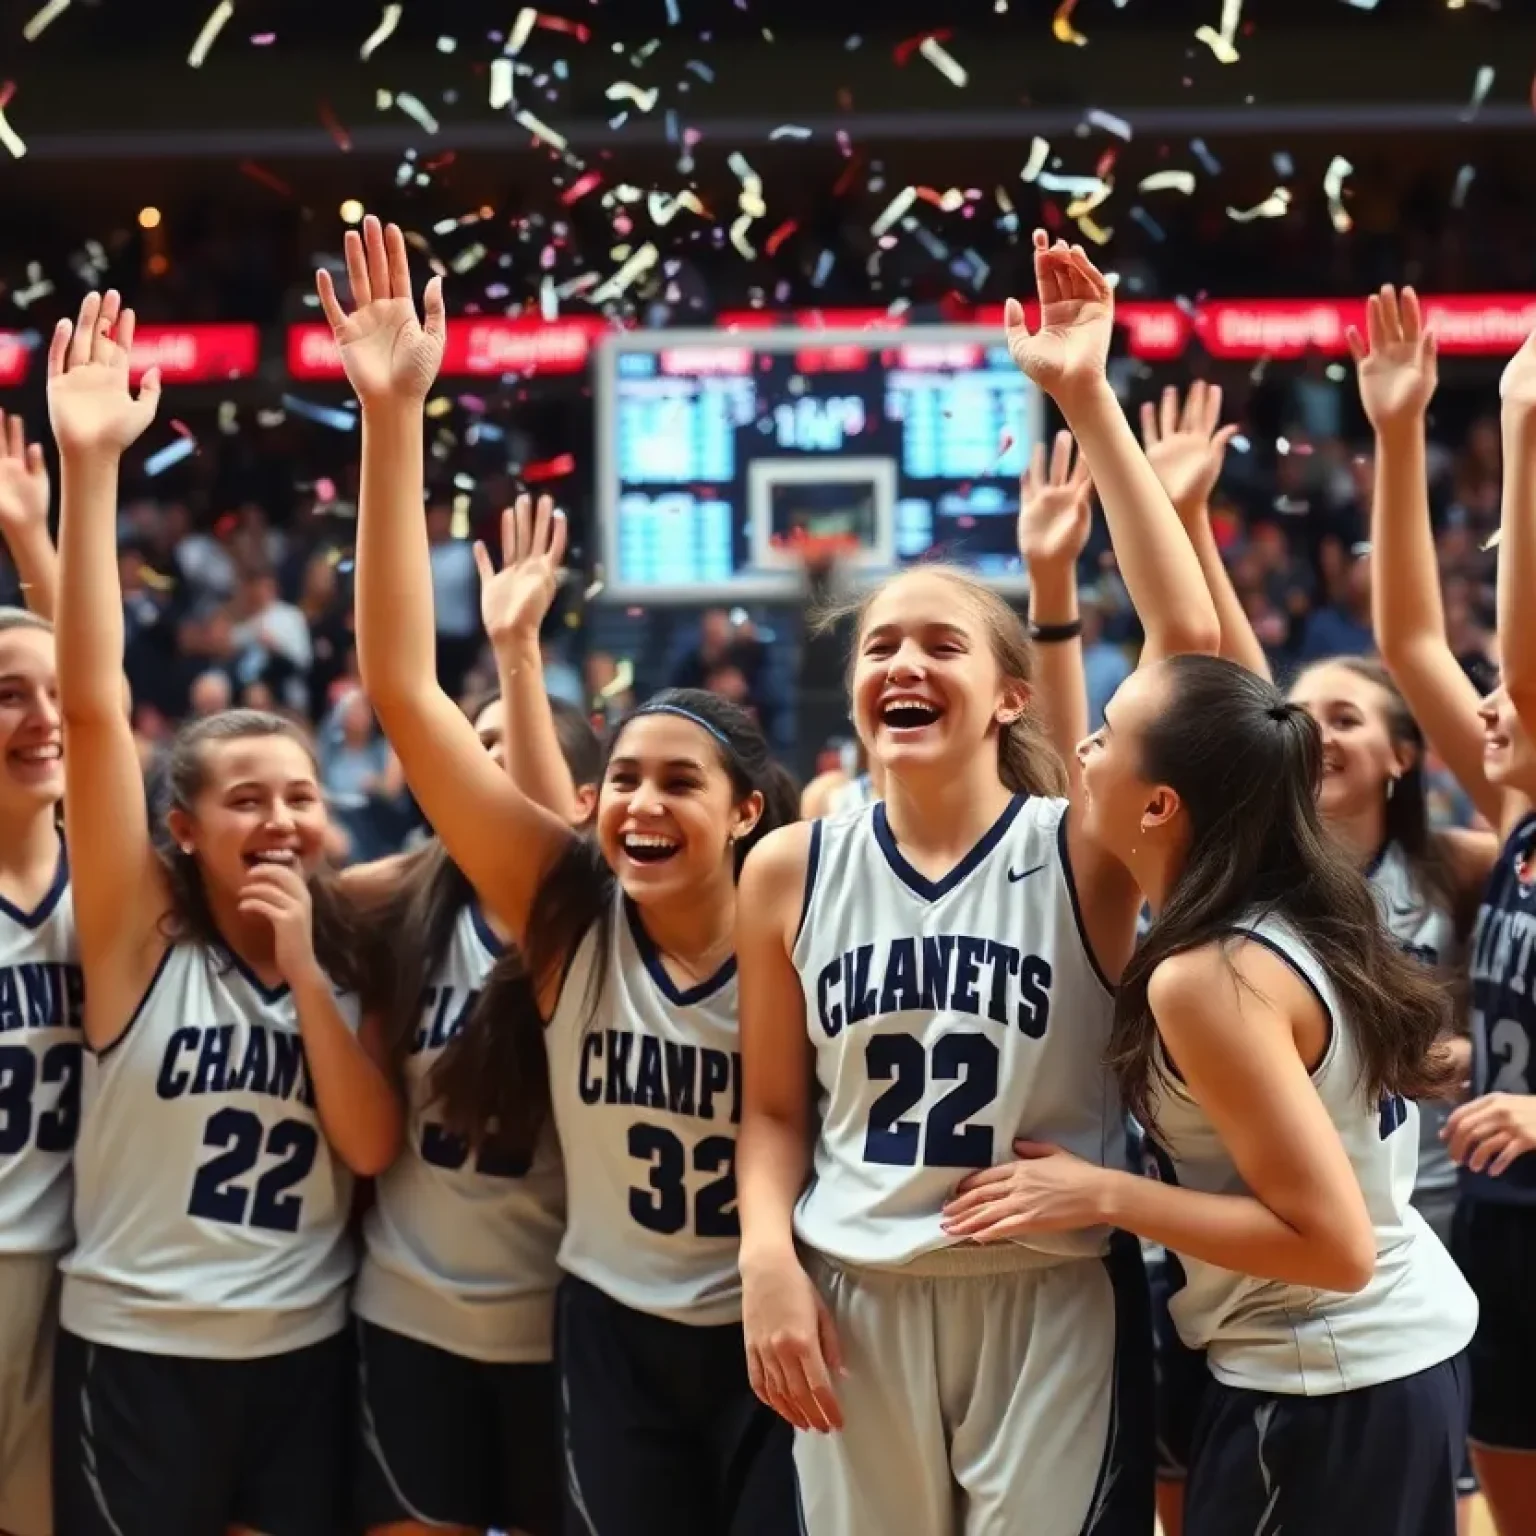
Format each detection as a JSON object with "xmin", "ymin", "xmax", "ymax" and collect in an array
[
  {"xmin": 1146, "ymin": 1254, "xmax": 1209, "ymax": 1482},
  {"xmin": 1184, "ymin": 1356, "xmax": 1469, "ymax": 1536},
  {"xmin": 555, "ymin": 1275, "xmax": 796, "ymax": 1536},
  {"xmin": 1454, "ymin": 1197, "xmax": 1536, "ymax": 1452},
  {"xmin": 354, "ymin": 1319, "xmax": 559, "ymax": 1535}
]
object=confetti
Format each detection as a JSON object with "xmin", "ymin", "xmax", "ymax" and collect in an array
[
  {"xmin": 598, "ymin": 658, "xmax": 633, "ymax": 699},
  {"xmin": 489, "ymin": 58, "xmax": 514, "ymax": 109},
  {"xmin": 1194, "ymin": 0, "xmax": 1243, "ymax": 64},
  {"xmin": 239, "ymin": 160, "xmax": 291, "ymax": 196},
  {"xmin": 1451, "ymin": 163, "xmax": 1476, "ymax": 208},
  {"xmin": 1226, "ymin": 187, "xmax": 1292, "ymax": 222},
  {"xmin": 523, "ymin": 454, "xmax": 575, "ymax": 483},
  {"xmin": 1129, "ymin": 206, "xmax": 1166, "ymax": 241},
  {"xmin": 589, "ymin": 243, "xmax": 658, "ymax": 303},
  {"xmin": 515, "ymin": 109, "xmax": 568, "ymax": 151},
  {"xmin": 0, "ymin": 100, "xmax": 25, "ymax": 160},
  {"xmin": 1036, "ymin": 171, "xmax": 1106, "ymax": 197},
  {"xmin": 1272, "ymin": 150, "xmax": 1294, "ymax": 178},
  {"xmin": 769, "ymin": 124, "xmax": 813, "ymax": 140},
  {"xmin": 559, "ymin": 170, "xmax": 603, "ymax": 205},
  {"xmin": 606, "ymin": 81, "xmax": 660, "ymax": 112},
  {"xmin": 394, "ymin": 92, "xmax": 440, "ymax": 133},
  {"xmin": 535, "ymin": 14, "xmax": 590, "ymax": 43},
  {"xmin": 1085, "ymin": 108, "xmax": 1132, "ymax": 140},
  {"xmin": 506, "ymin": 7, "xmax": 537, "ymax": 54},
  {"xmin": 1462, "ymin": 63, "xmax": 1494, "ymax": 120},
  {"xmin": 144, "ymin": 436, "xmax": 197, "ymax": 478},
  {"xmin": 282, "ymin": 396, "xmax": 357, "ymax": 432},
  {"xmin": 871, "ymin": 185, "xmax": 918, "ymax": 238},
  {"xmin": 187, "ymin": 0, "xmax": 235, "ymax": 69},
  {"xmin": 1189, "ymin": 139, "xmax": 1222, "ymax": 175},
  {"xmin": 359, "ymin": 3, "xmax": 403, "ymax": 61},
  {"xmin": 318, "ymin": 101, "xmax": 352, "ymax": 151},
  {"xmin": 918, "ymin": 36, "xmax": 968, "ymax": 88},
  {"xmin": 893, "ymin": 29, "xmax": 952, "ymax": 67},
  {"xmin": 647, "ymin": 189, "xmax": 705, "ymax": 225},
  {"xmin": 1138, "ymin": 170, "xmax": 1196, "ymax": 195},
  {"xmin": 1020, "ymin": 137, "xmax": 1050, "ymax": 182},
  {"xmin": 21, "ymin": 0, "xmax": 69, "ymax": 42},
  {"xmin": 1052, "ymin": 0, "xmax": 1088, "ymax": 46},
  {"xmin": 1323, "ymin": 155, "xmax": 1353, "ymax": 233},
  {"xmin": 1075, "ymin": 215, "xmax": 1112, "ymax": 245}
]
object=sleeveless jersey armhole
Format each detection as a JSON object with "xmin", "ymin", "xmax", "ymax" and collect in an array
[
  {"xmin": 94, "ymin": 943, "xmax": 175, "ymax": 1061},
  {"xmin": 1228, "ymin": 926, "xmax": 1337, "ymax": 1079},
  {"xmin": 793, "ymin": 820, "xmax": 823, "ymax": 949},
  {"xmin": 1055, "ymin": 806, "xmax": 1116, "ymax": 996}
]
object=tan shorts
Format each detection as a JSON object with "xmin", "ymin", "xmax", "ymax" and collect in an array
[{"xmin": 0, "ymin": 1251, "xmax": 60, "ymax": 1536}]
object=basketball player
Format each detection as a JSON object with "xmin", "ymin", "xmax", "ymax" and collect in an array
[
  {"xmin": 347, "ymin": 682, "xmax": 599, "ymax": 1536},
  {"xmin": 1143, "ymin": 380, "xmax": 1490, "ymax": 1534},
  {"xmin": 736, "ymin": 233, "xmax": 1221, "ymax": 1536},
  {"xmin": 1354, "ymin": 285, "xmax": 1536, "ymax": 1534},
  {"xmin": 944, "ymin": 653, "xmax": 1476, "ymax": 1534},
  {"xmin": 324, "ymin": 216, "xmax": 800, "ymax": 1534},
  {"xmin": 46, "ymin": 290, "xmax": 399, "ymax": 1536}
]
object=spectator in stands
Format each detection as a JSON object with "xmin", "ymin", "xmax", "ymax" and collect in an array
[
  {"xmin": 226, "ymin": 563, "xmax": 312, "ymax": 711},
  {"xmin": 426, "ymin": 495, "xmax": 482, "ymax": 696},
  {"xmin": 671, "ymin": 607, "xmax": 771, "ymax": 717},
  {"xmin": 1293, "ymin": 539, "xmax": 1375, "ymax": 667},
  {"xmin": 187, "ymin": 669, "xmax": 231, "ymax": 718}
]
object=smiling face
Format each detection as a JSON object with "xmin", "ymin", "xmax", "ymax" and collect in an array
[
  {"xmin": 1288, "ymin": 661, "xmax": 1407, "ymax": 824},
  {"xmin": 0, "ymin": 624, "xmax": 62, "ymax": 819},
  {"xmin": 1479, "ymin": 681, "xmax": 1536, "ymax": 790},
  {"xmin": 595, "ymin": 712, "xmax": 760, "ymax": 904},
  {"xmin": 167, "ymin": 732, "xmax": 330, "ymax": 901},
  {"xmin": 851, "ymin": 570, "xmax": 1025, "ymax": 778}
]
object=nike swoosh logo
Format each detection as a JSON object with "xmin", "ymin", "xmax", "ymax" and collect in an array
[{"xmin": 1008, "ymin": 863, "xmax": 1047, "ymax": 883}]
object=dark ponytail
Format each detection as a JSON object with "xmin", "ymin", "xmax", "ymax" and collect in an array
[
  {"xmin": 1111, "ymin": 655, "xmax": 1452, "ymax": 1134},
  {"xmin": 432, "ymin": 687, "xmax": 793, "ymax": 1156}
]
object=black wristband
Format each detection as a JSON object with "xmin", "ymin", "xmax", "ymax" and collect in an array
[{"xmin": 1028, "ymin": 618, "xmax": 1084, "ymax": 644}]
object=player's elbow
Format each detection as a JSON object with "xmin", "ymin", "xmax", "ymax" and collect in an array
[
  {"xmin": 1316, "ymin": 1224, "xmax": 1376, "ymax": 1295},
  {"xmin": 1161, "ymin": 613, "xmax": 1222, "ymax": 660}
]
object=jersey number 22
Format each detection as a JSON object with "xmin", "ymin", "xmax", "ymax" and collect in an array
[{"xmin": 864, "ymin": 1033, "xmax": 998, "ymax": 1168}]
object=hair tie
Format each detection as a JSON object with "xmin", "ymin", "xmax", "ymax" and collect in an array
[
  {"xmin": 633, "ymin": 702, "xmax": 732, "ymax": 747},
  {"xmin": 1267, "ymin": 702, "xmax": 1293, "ymax": 724}
]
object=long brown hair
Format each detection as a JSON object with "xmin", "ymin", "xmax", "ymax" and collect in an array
[
  {"xmin": 817, "ymin": 563, "xmax": 1069, "ymax": 797},
  {"xmin": 1111, "ymin": 656, "xmax": 1453, "ymax": 1134}
]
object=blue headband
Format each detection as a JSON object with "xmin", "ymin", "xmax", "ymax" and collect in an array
[{"xmin": 633, "ymin": 702, "xmax": 732, "ymax": 746}]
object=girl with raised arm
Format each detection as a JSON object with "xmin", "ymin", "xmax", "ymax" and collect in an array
[
  {"xmin": 0, "ymin": 418, "xmax": 76, "ymax": 1536},
  {"xmin": 326, "ymin": 216, "xmax": 799, "ymax": 1536},
  {"xmin": 1366, "ymin": 286, "xmax": 1536, "ymax": 1533},
  {"xmin": 348, "ymin": 535, "xmax": 602, "ymax": 1536},
  {"xmin": 735, "ymin": 233, "xmax": 1219, "ymax": 1536},
  {"xmin": 47, "ymin": 291, "xmax": 399, "ymax": 1536}
]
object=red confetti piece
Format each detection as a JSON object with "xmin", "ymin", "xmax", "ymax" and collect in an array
[
  {"xmin": 0, "ymin": 81, "xmax": 15, "ymax": 112},
  {"xmin": 239, "ymin": 161, "xmax": 293, "ymax": 198},
  {"xmin": 894, "ymin": 28, "xmax": 951, "ymax": 66},
  {"xmin": 423, "ymin": 150, "xmax": 457, "ymax": 173},
  {"xmin": 523, "ymin": 453, "xmax": 576, "ymax": 483},
  {"xmin": 764, "ymin": 219, "xmax": 798, "ymax": 257},
  {"xmin": 832, "ymin": 154, "xmax": 864, "ymax": 199},
  {"xmin": 170, "ymin": 418, "xmax": 195, "ymax": 440},
  {"xmin": 1094, "ymin": 145, "xmax": 1118, "ymax": 180},
  {"xmin": 560, "ymin": 170, "xmax": 604, "ymax": 206},
  {"xmin": 536, "ymin": 13, "xmax": 591, "ymax": 42},
  {"xmin": 318, "ymin": 100, "xmax": 352, "ymax": 153}
]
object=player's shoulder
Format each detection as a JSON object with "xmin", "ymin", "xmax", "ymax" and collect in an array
[
  {"xmin": 742, "ymin": 820, "xmax": 816, "ymax": 901},
  {"xmin": 1146, "ymin": 942, "xmax": 1244, "ymax": 1020}
]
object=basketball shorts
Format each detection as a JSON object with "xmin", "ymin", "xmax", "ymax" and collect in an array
[
  {"xmin": 1145, "ymin": 1252, "xmax": 1209, "ymax": 1483},
  {"xmin": 556, "ymin": 1274, "xmax": 796, "ymax": 1536},
  {"xmin": 52, "ymin": 1328, "xmax": 348, "ymax": 1536},
  {"xmin": 794, "ymin": 1234, "xmax": 1153, "ymax": 1536},
  {"xmin": 355, "ymin": 1319, "xmax": 559, "ymax": 1535},
  {"xmin": 1184, "ymin": 1355, "xmax": 1469, "ymax": 1536},
  {"xmin": 1453, "ymin": 1196, "xmax": 1536, "ymax": 1452},
  {"xmin": 0, "ymin": 1252, "xmax": 60, "ymax": 1536}
]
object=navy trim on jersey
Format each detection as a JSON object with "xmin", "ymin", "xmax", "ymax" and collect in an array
[
  {"xmin": 871, "ymin": 793, "xmax": 1026, "ymax": 903},
  {"xmin": 217, "ymin": 944, "xmax": 291, "ymax": 1004},
  {"xmin": 623, "ymin": 896, "xmax": 737, "ymax": 1007},
  {"xmin": 1057, "ymin": 808, "xmax": 1116, "ymax": 996},
  {"xmin": 469, "ymin": 901, "xmax": 506, "ymax": 959},
  {"xmin": 96, "ymin": 943, "xmax": 175, "ymax": 1060},
  {"xmin": 0, "ymin": 834, "xmax": 68, "ymax": 928},
  {"xmin": 1362, "ymin": 840, "xmax": 1389, "ymax": 882},
  {"xmin": 1230, "ymin": 928, "xmax": 1336, "ymax": 1058},
  {"xmin": 793, "ymin": 821, "xmax": 822, "ymax": 947}
]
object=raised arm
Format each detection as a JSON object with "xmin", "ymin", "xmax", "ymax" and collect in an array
[
  {"xmin": 736, "ymin": 823, "xmax": 843, "ymax": 1436},
  {"xmin": 1016, "ymin": 429, "xmax": 1093, "ymax": 795},
  {"xmin": 1140, "ymin": 383, "xmax": 1266, "ymax": 678},
  {"xmin": 0, "ymin": 412, "xmax": 58, "ymax": 621},
  {"xmin": 1496, "ymin": 329, "xmax": 1536, "ymax": 769},
  {"xmin": 1352, "ymin": 287, "xmax": 1512, "ymax": 830},
  {"xmin": 321, "ymin": 218, "xmax": 575, "ymax": 948},
  {"xmin": 47, "ymin": 294, "xmax": 170, "ymax": 1044},
  {"xmin": 476, "ymin": 496, "xmax": 585, "ymax": 825},
  {"xmin": 1006, "ymin": 233, "xmax": 1220, "ymax": 668}
]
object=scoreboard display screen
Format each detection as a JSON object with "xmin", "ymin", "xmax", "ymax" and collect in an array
[{"xmin": 594, "ymin": 327, "xmax": 1045, "ymax": 603}]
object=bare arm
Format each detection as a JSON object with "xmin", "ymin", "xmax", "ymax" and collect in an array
[
  {"xmin": 1354, "ymin": 287, "xmax": 1516, "ymax": 831},
  {"xmin": 293, "ymin": 980, "xmax": 403, "ymax": 1176},
  {"xmin": 48, "ymin": 294, "xmax": 170, "ymax": 1047},
  {"xmin": 1497, "ymin": 334, "xmax": 1536, "ymax": 760},
  {"xmin": 1109, "ymin": 945, "xmax": 1376, "ymax": 1291},
  {"xmin": 0, "ymin": 412, "xmax": 58, "ymax": 622},
  {"xmin": 323, "ymin": 218, "xmax": 576, "ymax": 948}
]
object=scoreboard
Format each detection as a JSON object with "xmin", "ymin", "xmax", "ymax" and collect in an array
[{"xmin": 594, "ymin": 327, "xmax": 1045, "ymax": 603}]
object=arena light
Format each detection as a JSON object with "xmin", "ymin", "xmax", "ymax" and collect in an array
[
  {"xmin": 137, "ymin": 206, "xmax": 161, "ymax": 230},
  {"xmin": 339, "ymin": 199, "xmax": 365, "ymax": 225}
]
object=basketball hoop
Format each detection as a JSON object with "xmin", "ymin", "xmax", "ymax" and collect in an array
[{"xmin": 772, "ymin": 528, "xmax": 862, "ymax": 573}]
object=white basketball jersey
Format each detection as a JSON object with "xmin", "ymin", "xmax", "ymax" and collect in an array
[
  {"xmin": 793, "ymin": 795, "xmax": 1119, "ymax": 1268},
  {"xmin": 1149, "ymin": 913, "xmax": 1477, "ymax": 1395},
  {"xmin": 1367, "ymin": 842, "xmax": 1459, "ymax": 1207},
  {"xmin": 827, "ymin": 773, "xmax": 875, "ymax": 817},
  {"xmin": 62, "ymin": 944, "xmax": 358, "ymax": 1359},
  {"xmin": 0, "ymin": 850, "xmax": 81, "ymax": 1256},
  {"xmin": 355, "ymin": 903, "xmax": 565, "ymax": 1362},
  {"xmin": 545, "ymin": 891, "xmax": 743, "ymax": 1325}
]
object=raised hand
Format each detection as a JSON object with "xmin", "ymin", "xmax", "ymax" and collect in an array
[
  {"xmin": 1500, "ymin": 325, "xmax": 1536, "ymax": 416},
  {"xmin": 1139, "ymin": 381, "xmax": 1239, "ymax": 519},
  {"xmin": 474, "ymin": 493, "xmax": 568, "ymax": 650},
  {"xmin": 1016, "ymin": 429, "xmax": 1092, "ymax": 569},
  {"xmin": 1346, "ymin": 285, "xmax": 1437, "ymax": 434},
  {"xmin": 1004, "ymin": 231, "xmax": 1115, "ymax": 404},
  {"xmin": 236, "ymin": 861, "xmax": 320, "ymax": 985},
  {"xmin": 316, "ymin": 215, "xmax": 446, "ymax": 406},
  {"xmin": 46, "ymin": 292, "xmax": 162, "ymax": 458},
  {"xmin": 0, "ymin": 412, "xmax": 50, "ymax": 534}
]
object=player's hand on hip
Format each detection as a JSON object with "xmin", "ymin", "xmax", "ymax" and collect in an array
[
  {"xmin": 742, "ymin": 1253, "xmax": 845, "ymax": 1434},
  {"xmin": 940, "ymin": 1140, "xmax": 1107, "ymax": 1241},
  {"xmin": 1444, "ymin": 1092, "xmax": 1536, "ymax": 1177}
]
